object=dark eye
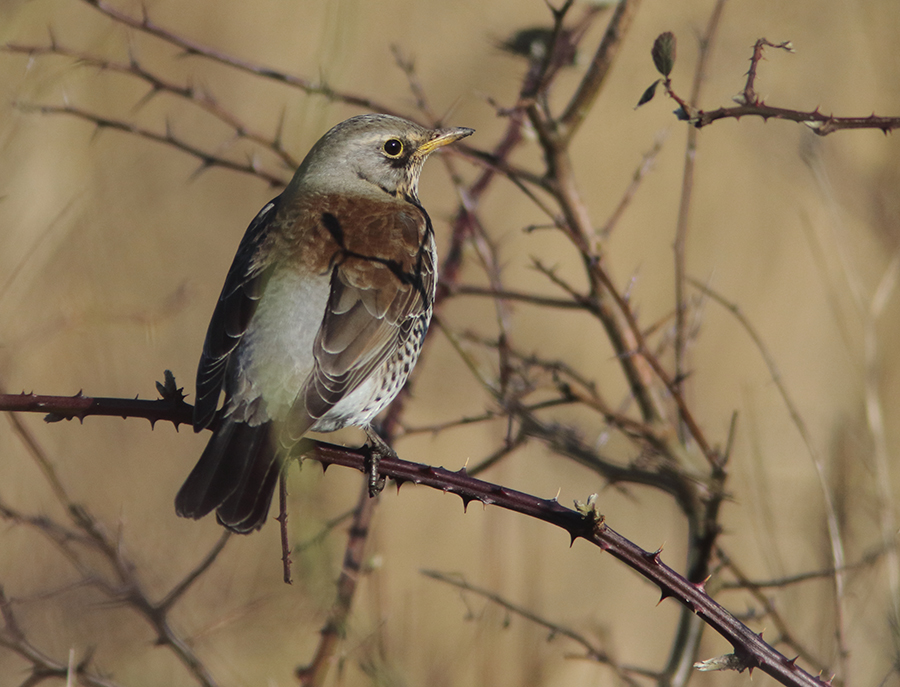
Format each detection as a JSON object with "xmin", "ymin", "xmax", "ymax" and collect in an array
[{"xmin": 383, "ymin": 138, "xmax": 403, "ymax": 157}]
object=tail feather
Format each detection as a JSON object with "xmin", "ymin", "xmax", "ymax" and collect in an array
[
  {"xmin": 215, "ymin": 433, "xmax": 281, "ymax": 533},
  {"xmin": 175, "ymin": 418, "xmax": 279, "ymax": 533}
]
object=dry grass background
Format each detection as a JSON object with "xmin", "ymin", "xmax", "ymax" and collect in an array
[{"xmin": 1, "ymin": 0, "xmax": 899, "ymax": 685}]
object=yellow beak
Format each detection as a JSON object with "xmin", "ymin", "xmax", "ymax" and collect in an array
[{"xmin": 417, "ymin": 126, "xmax": 474, "ymax": 156}]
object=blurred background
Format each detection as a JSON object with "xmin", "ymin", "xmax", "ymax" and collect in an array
[{"xmin": 1, "ymin": 0, "xmax": 899, "ymax": 685}]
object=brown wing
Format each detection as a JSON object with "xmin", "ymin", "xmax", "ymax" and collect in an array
[
  {"xmin": 193, "ymin": 196, "xmax": 280, "ymax": 431},
  {"xmin": 282, "ymin": 202, "xmax": 435, "ymax": 442}
]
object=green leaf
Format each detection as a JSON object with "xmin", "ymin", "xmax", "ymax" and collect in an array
[
  {"xmin": 635, "ymin": 79, "xmax": 661, "ymax": 108},
  {"xmin": 652, "ymin": 32, "xmax": 676, "ymax": 77}
]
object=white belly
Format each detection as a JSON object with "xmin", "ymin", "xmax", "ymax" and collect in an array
[{"xmin": 228, "ymin": 267, "xmax": 330, "ymax": 424}]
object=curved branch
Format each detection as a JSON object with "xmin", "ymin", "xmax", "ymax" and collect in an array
[{"xmin": 1, "ymin": 391, "xmax": 832, "ymax": 687}]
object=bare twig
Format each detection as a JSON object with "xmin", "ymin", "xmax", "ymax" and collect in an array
[
  {"xmin": 598, "ymin": 133, "xmax": 666, "ymax": 238},
  {"xmin": 716, "ymin": 548, "xmax": 834, "ymax": 679},
  {"xmin": 422, "ymin": 570, "xmax": 652, "ymax": 686},
  {"xmin": 673, "ymin": 0, "xmax": 727, "ymax": 421},
  {"xmin": 77, "ymin": 0, "xmax": 402, "ymax": 117},
  {"xmin": 688, "ymin": 276, "xmax": 849, "ymax": 678},
  {"xmin": 15, "ymin": 102, "xmax": 288, "ymax": 187},
  {"xmin": 665, "ymin": 4, "xmax": 729, "ymax": 684},
  {"xmin": 296, "ymin": 480, "xmax": 378, "ymax": 687},
  {"xmin": 3, "ymin": 42, "xmax": 301, "ymax": 169},
  {"xmin": 0, "ymin": 587, "xmax": 123, "ymax": 687},
  {"xmin": 559, "ymin": 0, "xmax": 642, "ymax": 142}
]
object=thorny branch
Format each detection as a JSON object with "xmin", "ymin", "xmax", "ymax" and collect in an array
[
  {"xmin": 0, "ymin": 384, "xmax": 824, "ymax": 687},
  {"xmin": 3, "ymin": 0, "xmax": 889, "ymax": 685},
  {"xmin": 654, "ymin": 36, "xmax": 900, "ymax": 135}
]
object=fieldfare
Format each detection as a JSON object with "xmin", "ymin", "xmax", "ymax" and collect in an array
[{"xmin": 175, "ymin": 114, "xmax": 473, "ymax": 533}]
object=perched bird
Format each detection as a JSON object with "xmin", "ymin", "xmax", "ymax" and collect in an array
[{"xmin": 175, "ymin": 114, "xmax": 473, "ymax": 533}]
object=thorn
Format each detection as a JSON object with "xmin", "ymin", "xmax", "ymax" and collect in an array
[
  {"xmin": 642, "ymin": 545, "xmax": 663, "ymax": 564},
  {"xmin": 460, "ymin": 495, "xmax": 474, "ymax": 512}
]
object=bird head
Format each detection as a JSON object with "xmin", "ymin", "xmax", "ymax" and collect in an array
[{"xmin": 289, "ymin": 114, "xmax": 473, "ymax": 203}]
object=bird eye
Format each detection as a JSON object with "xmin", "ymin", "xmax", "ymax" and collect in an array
[{"xmin": 382, "ymin": 138, "xmax": 404, "ymax": 157}]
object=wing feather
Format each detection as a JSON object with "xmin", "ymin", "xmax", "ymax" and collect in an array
[
  {"xmin": 284, "ymin": 206, "xmax": 435, "ymax": 440},
  {"xmin": 193, "ymin": 197, "xmax": 280, "ymax": 431}
]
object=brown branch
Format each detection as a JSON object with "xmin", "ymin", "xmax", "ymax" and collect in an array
[
  {"xmin": 660, "ymin": 36, "xmax": 900, "ymax": 135},
  {"xmin": 598, "ymin": 133, "xmax": 665, "ymax": 238},
  {"xmin": 306, "ymin": 441, "xmax": 829, "ymax": 687},
  {"xmin": 665, "ymin": 4, "xmax": 729, "ymax": 682},
  {"xmin": 1, "ymin": 388, "xmax": 193, "ymax": 428},
  {"xmin": 716, "ymin": 548, "xmax": 833, "ymax": 680},
  {"xmin": 421, "ymin": 570, "xmax": 652, "ymax": 685},
  {"xmin": 0, "ymin": 388, "xmax": 831, "ymax": 686},
  {"xmin": 559, "ymin": 0, "xmax": 642, "ymax": 142},
  {"xmin": 277, "ymin": 470, "xmax": 293, "ymax": 584},
  {"xmin": 159, "ymin": 532, "xmax": 231, "ymax": 610},
  {"xmin": 673, "ymin": 0, "xmax": 727, "ymax": 415},
  {"xmin": 741, "ymin": 39, "xmax": 794, "ymax": 105},
  {"xmin": 15, "ymin": 102, "xmax": 288, "ymax": 187},
  {"xmin": 1, "ymin": 387, "xmax": 831, "ymax": 687},
  {"xmin": 76, "ymin": 0, "xmax": 402, "ymax": 117},
  {"xmin": 3, "ymin": 42, "xmax": 301, "ymax": 169},
  {"xmin": 449, "ymin": 283, "xmax": 587, "ymax": 310},
  {"xmin": 0, "ymin": 586, "xmax": 123, "ymax": 687},
  {"xmin": 0, "ymin": 500, "xmax": 226, "ymax": 686},
  {"xmin": 295, "ymin": 480, "xmax": 378, "ymax": 687},
  {"xmin": 693, "ymin": 104, "xmax": 900, "ymax": 135}
]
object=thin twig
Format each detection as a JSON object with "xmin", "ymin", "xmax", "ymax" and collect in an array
[
  {"xmin": 559, "ymin": 0, "xmax": 642, "ymax": 142},
  {"xmin": 673, "ymin": 0, "xmax": 727, "ymax": 425},
  {"xmin": 77, "ymin": 0, "xmax": 402, "ymax": 117},
  {"xmin": 160, "ymin": 532, "xmax": 231, "ymax": 609},
  {"xmin": 598, "ymin": 133, "xmax": 666, "ymax": 238},
  {"xmin": 4, "ymin": 42, "xmax": 300, "ymax": 169},
  {"xmin": 15, "ymin": 102, "xmax": 288, "ymax": 187},
  {"xmin": 716, "ymin": 548, "xmax": 834, "ymax": 680},
  {"xmin": 296, "ymin": 480, "xmax": 378, "ymax": 687},
  {"xmin": 422, "ymin": 570, "xmax": 652, "ymax": 686},
  {"xmin": 664, "ymin": 4, "xmax": 729, "ymax": 683},
  {"xmin": 688, "ymin": 276, "xmax": 849, "ymax": 677},
  {"xmin": 0, "ymin": 587, "xmax": 123, "ymax": 687}
]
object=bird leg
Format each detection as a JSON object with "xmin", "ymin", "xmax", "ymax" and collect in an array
[{"xmin": 363, "ymin": 425, "xmax": 395, "ymax": 496}]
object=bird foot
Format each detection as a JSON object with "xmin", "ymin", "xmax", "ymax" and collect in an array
[{"xmin": 363, "ymin": 426, "xmax": 395, "ymax": 497}]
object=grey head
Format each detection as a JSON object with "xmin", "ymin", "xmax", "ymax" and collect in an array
[{"xmin": 287, "ymin": 114, "xmax": 473, "ymax": 202}]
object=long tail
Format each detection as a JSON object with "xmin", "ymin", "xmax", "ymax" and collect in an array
[{"xmin": 175, "ymin": 417, "xmax": 281, "ymax": 533}]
